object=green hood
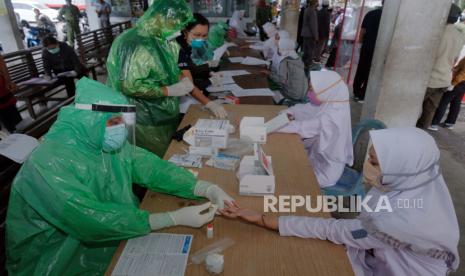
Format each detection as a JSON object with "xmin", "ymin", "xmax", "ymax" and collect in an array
[
  {"xmin": 137, "ymin": 0, "xmax": 193, "ymax": 39},
  {"xmin": 45, "ymin": 77, "xmax": 130, "ymax": 151}
]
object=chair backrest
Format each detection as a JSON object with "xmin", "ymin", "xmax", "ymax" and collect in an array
[
  {"xmin": 352, "ymin": 118, "xmax": 387, "ymax": 146},
  {"xmin": 2, "ymin": 47, "xmax": 42, "ymax": 84}
]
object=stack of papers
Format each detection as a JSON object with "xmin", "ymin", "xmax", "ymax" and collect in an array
[
  {"xmin": 241, "ymin": 57, "xmax": 269, "ymax": 66},
  {"xmin": 231, "ymin": 88, "xmax": 275, "ymax": 97},
  {"xmin": 206, "ymin": 83, "xmax": 243, "ymax": 93},
  {"xmin": 219, "ymin": 70, "xmax": 251, "ymax": 77},
  {"xmin": 112, "ymin": 233, "xmax": 193, "ymax": 276}
]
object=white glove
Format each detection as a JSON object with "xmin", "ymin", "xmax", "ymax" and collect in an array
[
  {"xmin": 168, "ymin": 202, "xmax": 217, "ymax": 228},
  {"xmin": 194, "ymin": 180, "xmax": 235, "ymax": 210},
  {"xmin": 166, "ymin": 77, "xmax": 194, "ymax": 97},
  {"xmin": 206, "ymin": 101, "xmax": 228, "ymax": 119},
  {"xmin": 207, "ymin": 59, "xmax": 220, "ymax": 68},
  {"xmin": 209, "ymin": 73, "xmax": 222, "ymax": 87}
]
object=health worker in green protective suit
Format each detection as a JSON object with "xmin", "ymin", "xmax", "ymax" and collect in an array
[
  {"xmin": 208, "ymin": 21, "xmax": 230, "ymax": 50},
  {"xmin": 5, "ymin": 77, "xmax": 235, "ymax": 276},
  {"xmin": 106, "ymin": 0, "xmax": 197, "ymax": 157},
  {"xmin": 58, "ymin": 0, "xmax": 81, "ymax": 47}
]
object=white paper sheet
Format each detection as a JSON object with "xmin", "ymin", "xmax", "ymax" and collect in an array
[
  {"xmin": 229, "ymin": 57, "xmax": 244, "ymax": 63},
  {"xmin": 231, "ymin": 88, "xmax": 274, "ymax": 97},
  {"xmin": 0, "ymin": 134, "xmax": 39, "ymax": 163},
  {"xmin": 18, "ymin": 77, "xmax": 57, "ymax": 86},
  {"xmin": 213, "ymin": 44, "xmax": 228, "ymax": 61},
  {"xmin": 206, "ymin": 83, "xmax": 243, "ymax": 93},
  {"xmin": 218, "ymin": 70, "xmax": 250, "ymax": 77},
  {"xmin": 265, "ymin": 112, "xmax": 290, "ymax": 133},
  {"xmin": 112, "ymin": 233, "xmax": 193, "ymax": 276},
  {"xmin": 241, "ymin": 56, "xmax": 269, "ymax": 66},
  {"xmin": 220, "ymin": 76, "xmax": 235, "ymax": 85}
]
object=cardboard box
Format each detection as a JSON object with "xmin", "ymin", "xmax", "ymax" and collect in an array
[
  {"xmin": 238, "ymin": 155, "xmax": 275, "ymax": 196},
  {"xmin": 184, "ymin": 119, "xmax": 229, "ymax": 148},
  {"xmin": 240, "ymin": 117, "xmax": 267, "ymax": 143}
]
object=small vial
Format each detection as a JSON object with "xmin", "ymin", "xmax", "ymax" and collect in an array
[{"xmin": 207, "ymin": 223, "xmax": 214, "ymax": 239}]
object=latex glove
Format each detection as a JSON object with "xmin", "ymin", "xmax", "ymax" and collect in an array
[
  {"xmin": 166, "ymin": 77, "xmax": 194, "ymax": 97},
  {"xmin": 207, "ymin": 59, "xmax": 220, "ymax": 68},
  {"xmin": 206, "ymin": 101, "xmax": 228, "ymax": 119},
  {"xmin": 169, "ymin": 202, "xmax": 217, "ymax": 228},
  {"xmin": 209, "ymin": 73, "xmax": 222, "ymax": 87},
  {"xmin": 194, "ymin": 180, "xmax": 235, "ymax": 210}
]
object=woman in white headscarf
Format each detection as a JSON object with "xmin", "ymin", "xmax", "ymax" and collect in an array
[
  {"xmin": 270, "ymin": 38, "xmax": 308, "ymax": 101},
  {"xmin": 229, "ymin": 10, "xmax": 247, "ymax": 38},
  {"xmin": 277, "ymin": 70, "xmax": 353, "ymax": 187},
  {"xmin": 221, "ymin": 127, "xmax": 460, "ymax": 276},
  {"xmin": 262, "ymin": 23, "xmax": 278, "ymax": 59}
]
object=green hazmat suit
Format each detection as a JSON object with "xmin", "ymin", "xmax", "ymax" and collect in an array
[
  {"xmin": 5, "ymin": 77, "xmax": 199, "ymax": 276},
  {"xmin": 208, "ymin": 21, "xmax": 229, "ymax": 50},
  {"xmin": 58, "ymin": 3, "xmax": 81, "ymax": 46},
  {"xmin": 106, "ymin": 0, "xmax": 193, "ymax": 157}
]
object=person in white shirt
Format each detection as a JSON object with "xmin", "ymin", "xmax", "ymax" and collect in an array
[
  {"xmin": 276, "ymin": 70, "xmax": 353, "ymax": 188},
  {"xmin": 221, "ymin": 127, "xmax": 460, "ymax": 276},
  {"xmin": 229, "ymin": 10, "xmax": 247, "ymax": 38}
]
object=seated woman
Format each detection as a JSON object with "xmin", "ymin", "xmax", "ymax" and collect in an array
[
  {"xmin": 229, "ymin": 10, "xmax": 247, "ymax": 38},
  {"xmin": 221, "ymin": 127, "xmax": 460, "ymax": 276},
  {"xmin": 269, "ymin": 38, "xmax": 308, "ymax": 102},
  {"xmin": 262, "ymin": 22, "xmax": 278, "ymax": 60},
  {"xmin": 176, "ymin": 13, "xmax": 227, "ymax": 118},
  {"xmin": 276, "ymin": 70, "xmax": 353, "ymax": 188}
]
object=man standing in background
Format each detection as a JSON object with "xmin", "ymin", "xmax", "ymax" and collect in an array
[
  {"xmin": 58, "ymin": 0, "xmax": 81, "ymax": 46},
  {"xmin": 95, "ymin": 0, "xmax": 111, "ymax": 28},
  {"xmin": 315, "ymin": 0, "xmax": 330, "ymax": 62},
  {"xmin": 301, "ymin": 0, "xmax": 319, "ymax": 68},
  {"xmin": 256, "ymin": 0, "xmax": 272, "ymax": 41}
]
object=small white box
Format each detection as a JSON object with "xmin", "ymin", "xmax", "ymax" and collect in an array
[
  {"xmin": 240, "ymin": 117, "xmax": 267, "ymax": 143},
  {"xmin": 189, "ymin": 146, "xmax": 219, "ymax": 157},
  {"xmin": 238, "ymin": 155, "xmax": 275, "ymax": 196},
  {"xmin": 193, "ymin": 119, "xmax": 229, "ymax": 148}
]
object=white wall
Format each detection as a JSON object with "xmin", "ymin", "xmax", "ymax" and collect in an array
[{"xmin": 0, "ymin": 0, "xmax": 24, "ymax": 53}]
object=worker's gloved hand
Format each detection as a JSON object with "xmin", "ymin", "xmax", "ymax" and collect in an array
[
  {"xmin": 206, "ymin": 101, "xmax": 228, "ymax": 119},
  {"xmin": 207, "ymin": 59, "xmax": 220, "ymax": 68},
  {"xmin": 170, "ymin": 202, "xmax": 217, "ymax": 228},
  {"xmin": 194, "ymin": 180, "xmax": 235, "ymax": 210},
  {"xmin": 209, "ymin": 73, "xmax": 222, "ymax": 87},
  {"xmin": 43, "ymin": 75, "xmax": 52, "ymax": 81},
  {"xmin": 166, "ymin": 77, "xmax": 194, "ymax": 97}
]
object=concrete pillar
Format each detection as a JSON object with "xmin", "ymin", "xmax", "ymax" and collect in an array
[
  {"xmin": 0, "ymin": 0, "xmax": 24, "ymax": 53},
  {"xmin": 360, "ymin": 0, "xmax": 451, "ymax": 127},
  {"xmin": 279, "ymin": 0, "xmax": 300, "ymax": 41}
]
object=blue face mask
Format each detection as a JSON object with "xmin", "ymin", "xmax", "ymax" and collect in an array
[
  {"xmin": 102, "ymin": 124, "xmax": 127, "ymax": 152},
  {"xmin": 47, "ymin": 47, "xmax": 60, "ymax": 54},
  {"xmin": 191, "ymin": 38, "xmax": 206, "ymax": 49}
]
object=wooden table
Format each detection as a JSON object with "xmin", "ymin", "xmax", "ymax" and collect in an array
[
  {"xmin": 219, "ymin": 44, "xmax": 275, "ymax": 105},
  {"xmin": 106, "ymin": 105, "xmax": 354, "ymax": 276}
]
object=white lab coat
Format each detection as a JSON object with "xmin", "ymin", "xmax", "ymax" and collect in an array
[
  {"xmin": 278, "ymin": 70, "xmax": 353, "ymax": 188},
  {"xmin": 279, "ymin": 127, "xmax": 460, "ymax": 275}
]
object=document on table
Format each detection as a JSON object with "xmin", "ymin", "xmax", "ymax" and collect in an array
[
  {"xmin": 18, "ymin": 77, "xmax": 57, "ymax": 86},
  {"xmin": 241, "ymin": 56, "xmax": 269, "ymax": 66},
  {"xmin": 221, "ymin": 76, "xmax": 236, "ymax": 85},
  {"xmin": 206, "ymin": 83, "xmax": 243, "ymax": 93},
  {"xmin": 0, "ymin": 134, "xmax": 39, "ymax": 164},
  {"xmin": 231, "ymin": 88, "xmax": 274, "ymax": 97},
  {"xmin": 213, "ymin": 44, "xmax": 228, "ymax": 60},
  {"xmin": 229, "ymin": 57, "xmax": 244, "ymax": 63},
  {"xmin": 249, "ymin": 44, "xmax": 266, "ymax": 51},
  {"xmin": 219, "ymin": 70, "xmax": 250, "ymax": 77},
  {"xmin": 112, "ymin": 233, "xmax": 193, "ymax": 276}
]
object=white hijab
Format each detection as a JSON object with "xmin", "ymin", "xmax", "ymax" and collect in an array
[
  {"xmin": 277, "ymin": 30, "xmax": 290, "ymax": 40},
  {"xmin": 284, "ymin": 70, "xmax": 353, "ymax": 166},
  {"xmin": 230, "ymin": 10, "xmax": 246, "ymax": 37},
  {"xmin": 359, "ymin": 127, "xmax": 460, "ymax": 271}
]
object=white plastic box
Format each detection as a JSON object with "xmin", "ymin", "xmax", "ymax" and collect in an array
[
  {"xmin": 238, "ymin": 155, "xmax": 275, "ymax": 196},
  {"xmin": 240, "ymin": 117, "xmax": 267, "ymax": 143}
]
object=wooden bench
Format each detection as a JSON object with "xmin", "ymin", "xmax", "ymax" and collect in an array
[
  {"xmin": 0, "ymin": 96, "xmax": 75, "ymax": 276},
  {"xmin": 76, "ymin": 21, "xmax": 132, "ymax": 75},
  {"xmin": 1, "ymin": 49, "xmax": 70, "ymax": 119}
]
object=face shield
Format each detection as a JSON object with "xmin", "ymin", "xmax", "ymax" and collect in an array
[{"xmin": 75, "ymin": 103, "xmax": 136, "ymax": 152}]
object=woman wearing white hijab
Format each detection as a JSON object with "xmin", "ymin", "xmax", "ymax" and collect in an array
[
  {"xmin": 270, "ymin": 38, "xmax": 308, "ymax": 101},
  {"xmin": 229, "ymin": 10, "xmax": 247, "ymax": 38},
  {"xmin": 277, "ymin": 70, "xmax": 353, "ymax": 187},
  {"xmin": 262, "ymin": 23, "xmax": 278, "ymax": 59},
  {"xmin": 221, "ymin": 127, "xmax": 460, "ymax": 276}
]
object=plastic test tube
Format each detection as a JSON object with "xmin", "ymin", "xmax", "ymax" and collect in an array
[{"xmin": 207, "ymin": 223, "xmax": 214, "ymax": 239}]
